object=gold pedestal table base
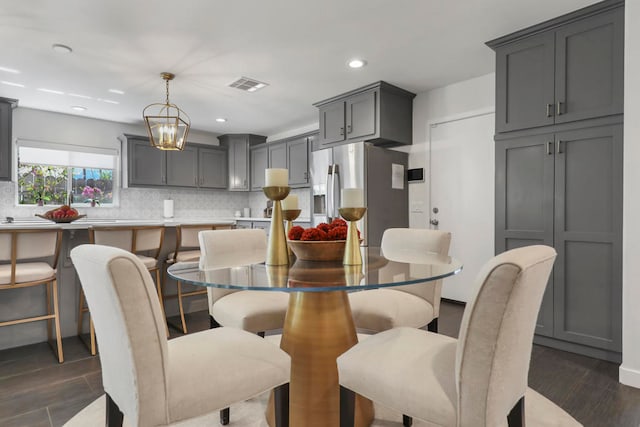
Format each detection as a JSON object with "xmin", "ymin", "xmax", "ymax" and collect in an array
[{"xmin": 267, "ymin": 290, "xmax": 374, "ymax": 426}]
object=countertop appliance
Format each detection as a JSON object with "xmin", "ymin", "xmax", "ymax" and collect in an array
[{"xmin": 311, "ymin": 141, "xmax": 408, "ymax": 246}]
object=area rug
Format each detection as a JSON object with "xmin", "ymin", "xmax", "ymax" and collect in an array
[{"xmin": 62, "ymin": 392, "xmax": 424, "ymax": 426}]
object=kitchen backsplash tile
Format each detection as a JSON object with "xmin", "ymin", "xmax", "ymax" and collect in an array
[
  {"xmin": 0, "ymin": 181, "xmax": 253, "ymax": 220},
  {"xmin": 0, "ymin": 182, "xmax": 312, "ymax": 220}
]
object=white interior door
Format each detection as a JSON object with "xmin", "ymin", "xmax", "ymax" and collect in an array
[{"xmin": 429, "ymin": 113, "xmax": 495, "ymax": 302}]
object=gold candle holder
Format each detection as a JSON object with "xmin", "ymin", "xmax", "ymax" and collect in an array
[
  {"xmin": 339, "ymin": 207, "xmax": 367, "ymax": 265},
  {"xmin": 283, "ymin": 209, "xmax": 302, "ymax": 259},
  {"xmin": 344, "ymin": 264, "xmax": 364, "ymax": 286},
  {"xmin": 263, "ymin": 186, "xmax": 291, "ymax": 265}
]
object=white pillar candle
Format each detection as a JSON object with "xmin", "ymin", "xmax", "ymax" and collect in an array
[
  {"xmin": 265, "ymin": 168, "xmax": 288, "ymax": 187},
  {"xmin": 342, "ymin": 188, "xmax": 364, "ymax": 208},
  {"xmin": 282, "ymin": 194, "xmax": 298, "ymax": 210}
]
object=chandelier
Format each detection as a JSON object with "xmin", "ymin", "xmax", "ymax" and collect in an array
[{"xmin": 143, "ymin": 72, "xmax": 191, "ymax": 151}]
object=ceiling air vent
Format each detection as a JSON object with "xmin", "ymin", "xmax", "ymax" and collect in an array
[{"xmin": 229, "ymin": 77, "xmax": 269, "ymax": 92}]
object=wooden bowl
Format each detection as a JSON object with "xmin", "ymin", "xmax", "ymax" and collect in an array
[
  {"xmin": 287, "ymin": 239, "xmax": 347, "ymax": 261},
  {"xmin": 35, "ymin": 214, "xmax": 86, "ymax": 223}
]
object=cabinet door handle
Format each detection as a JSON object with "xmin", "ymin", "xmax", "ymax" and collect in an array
[
  {"xmin": 339, "ymin": 127, "xmax": 344, "ymax": 136},
  {"xmin": 546, "ymin": 103, "xmax": 554, "ymax": 118},
  {"xmin": 556, "ymin": 140, "xmax": 563, "ymax": 154},
  {"xmin": 347, "ymin": 124, "xmax": 352, "ymax": 134},
  {"xmin": 547, "ymin": 141, "xmax": 553, "ymax": 155},
  {"xmin": 303, "ymin": 172, "xmax": 308, "ymax": 180},
  {"xmin": 556, "ymin": 101, "xmax": 563, "ymax": 116}
]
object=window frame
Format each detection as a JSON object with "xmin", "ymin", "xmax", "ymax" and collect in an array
[{"xmin": 14, "ymin": 139, "xmax": 120, "ymax": 208}]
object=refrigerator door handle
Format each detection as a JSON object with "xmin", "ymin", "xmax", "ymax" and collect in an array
[
  {"xmin": 332, "ymin": 164, "xmax": 340, "ymax": 221},
  {"xmin": 327, "ymin": 165, "xmax": 334, "ymax": 222}
]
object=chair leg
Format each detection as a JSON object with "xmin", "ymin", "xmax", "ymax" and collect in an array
[
  {"xmin": 403, "ymin": 414, "xmax": 413, "ymax": 426},
  {"xmin": 176, "ymin": 281, "xmax": 188, "ymax": 334},
  {"xmin": 427, "ymin": 318, "xmax": 438, "ymax": 333},
  {"xmin": 274, "ymin": 383, "xmax": 290, "ymax": 427},
  {"xmin": 106, "ymin": 393, "xmax": 124, "ymax": 427},
  {"xmin": 77, "ymin": 288, "xmax": 85, "ymax": 337},
  {"xmin": 153, "ymin": 268, "xmax": 170, "ymax": 337},
  {"xmin": 507, "ymin": 396, "xmax": 525, "ymax": 427},
  {"xmin": 52, "ymin": 279, "xmax": 64, "ymax": 363},
  {"xmin": 340, "ymin": 386, "xmax": 355, "ymax": 427},
  {"xmin": 89, "ymin": 317, "xmax": 96, "ymax": 356},
  {"xmin": 219, "ymin": 407, "xmax": 230, "ymax": 425},
  {"xmin": 46, "ymin": 281, "xmax": 53, "ymax": 341},
  {"xmin": 209, "ymin": 315, "xmax": 221, "ymax": 329},
  {"xmin": 258, "ymin": 331, "xmax": 265, "ymax": 338}
]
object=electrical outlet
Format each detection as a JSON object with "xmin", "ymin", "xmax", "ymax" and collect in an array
[{"xmin": 411, "ymin": 201, "xmax": 424, "ymax": 213}]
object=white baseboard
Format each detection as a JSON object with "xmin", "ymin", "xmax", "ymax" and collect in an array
[{"xmin": 619, "ymin": 365, "xmax": 640, "ymax": 389}]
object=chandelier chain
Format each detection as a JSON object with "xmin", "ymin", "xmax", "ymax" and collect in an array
[{"xmin": 165, "ymin": 79, "xmax": 170, "ymax": 104}]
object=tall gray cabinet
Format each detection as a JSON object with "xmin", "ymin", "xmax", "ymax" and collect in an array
[{"xmin": 488, "ymin": 0, "xmax": 624, "ymax": 362}]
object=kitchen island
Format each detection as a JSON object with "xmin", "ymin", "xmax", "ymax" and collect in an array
[{"xmin": 0, "ymin": 216, "xmax": 310, "ymax": 353}]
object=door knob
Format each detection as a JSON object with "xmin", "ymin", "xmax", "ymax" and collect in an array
[{"xmin": 430, "ymin": 219, "xmax": 439, "ymax": 226}]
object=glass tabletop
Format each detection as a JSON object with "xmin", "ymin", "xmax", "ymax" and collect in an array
[{"xmin": 167, "ymin": 247, "xmax": 463, "ymax": 293}]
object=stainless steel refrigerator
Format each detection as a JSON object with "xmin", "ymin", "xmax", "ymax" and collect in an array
[{"xmin": 310, "ymin": 141, "xmax": 408, "ymax": 247}]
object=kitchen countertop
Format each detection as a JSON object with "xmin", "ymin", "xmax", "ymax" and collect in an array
[{"xmin": 0, "ymin": 216, "xmax": 311, "ymax": 229}]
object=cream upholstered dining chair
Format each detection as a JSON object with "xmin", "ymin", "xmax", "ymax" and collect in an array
[
  {"xmin": 77, "ymin": 225, "xmax": 166, "ymax": 354},
  {"xmin": 199, "ymin": 228, "xmax": 289, "ymax": 333},
  {"xmin": 199, "ymin": 228, "xmax": 290, "ymax": 425},
  {"xmin": 71, "ymin": 244, "xmax": 291, "ymax": 427},
  {"xmin": 337, "ymin": 245, "xmax": 579, "ymax": 427},
  {"xmin": 349, "ymin": 228, "xmax": 451, "ymax": 333},
  {"xmin": 163, "ymin": 223, "xmax": 233, "ymax": 334},
  {"xmin": 0, "ymin": 228, "xmax": 63, "ymax": 363}
]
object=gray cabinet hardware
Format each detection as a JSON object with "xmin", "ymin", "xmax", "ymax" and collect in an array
[
  {"xmin": 556, "ymin": 101, "xmax": 563, "ymax": 116},
  {"xmin": 546, "ymin": 103, "xmax": 554, "ymax": 118}
]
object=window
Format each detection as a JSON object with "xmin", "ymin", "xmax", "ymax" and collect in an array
[{"xmin": 16, "ymin": 140, "xmax": 118, "ymax": 206}]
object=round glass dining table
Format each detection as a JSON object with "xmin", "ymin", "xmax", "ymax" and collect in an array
[{"xmin": 168, "ymin": 248, "xmax": 462, "ymax": 427}]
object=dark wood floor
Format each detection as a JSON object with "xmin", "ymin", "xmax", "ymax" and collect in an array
[{"xmin": 1, "ymin": 302, "xmax": 640, "ymax": 427}]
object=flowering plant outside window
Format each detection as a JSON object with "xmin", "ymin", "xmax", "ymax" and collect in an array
[{"xmin": 82, "ymin": 186, "xmax": 103, "ymax": 205}]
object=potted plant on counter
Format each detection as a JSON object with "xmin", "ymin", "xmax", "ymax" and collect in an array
[{"xmin": 82, "ymin": 185, "xmax": 102, "ymax": 207}]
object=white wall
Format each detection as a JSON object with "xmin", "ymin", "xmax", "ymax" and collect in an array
[
  {"xmin": 396, "ymin": 73, "xmax": 495, "ymax": 229},
  {"xmin": 13, "ymin": 107, "xmax": 220, "ymax": 149},
  {"xmin": 620, "ymin": 2, "xmax": 640, "ymax": 388}
]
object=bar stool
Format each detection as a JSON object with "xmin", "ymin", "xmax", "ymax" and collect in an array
[
  {"xmin": 163, "ymin": 223, "xmax": 233, "ymax": 334},
  {"xmin": 77, "ymin": 224, "xmax": 165, "ymax": 354},
  {"xmin": 0, "ymin": 228, "xmax": 63, "ymax": 363}
]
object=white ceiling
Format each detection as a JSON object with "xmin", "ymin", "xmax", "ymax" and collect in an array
[{"xmin": 0, "ymin": 0, "xmax": 598, "ymax": 137}]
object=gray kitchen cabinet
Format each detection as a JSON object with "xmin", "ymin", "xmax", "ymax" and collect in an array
[
  {"xmin": 495, "ymin": 123, "xmax": 623, "ymax": 361},
  {"xmin": 490, "ymin": 0, "xmax": 624, "ymax": 362},
  {"xmin": 198, "ymin": 146, "xmax": 227, "ymax": 188},
  {"xmin": 287, "ymin": 136, "xmax": 309, "ymax": 186},
  {"xmin": 266, "ymin": 133, "xmax": 313, "ymax": 188},
  {"xmin": 495, "ymin": 133, "xmax": 555, "ymax": 337},
  {"xmin": 250, "ymin": 145, "xmax": 267, "ymax": 191},
  {"xmin": 219, "ymin": 134, "xmax": 267, "ymax": 192},
  {"xmin": 313, "ymin": 81, "xmax": 415, "ymax": 148},
  {"xmin": 235, "ymin": 220, "xmax": 252, "ymax": 229},
  {"xmin": 123, "ymin": 134, "xmax": 227, "ymax": 189},
  {"xmin": 127, "ymin": 136, "xmax": 166, "ymax": 187},
  {"xmin": 0, "ymin": 98, "xmax": 17, "ymax": 181},
  {"xmin": 318, "ymin": 101, "xmax": 348, "ymax": 145},
  {"xmin": 268, "ymin": 141, "xmax": 287, "ymax": 170},
  {"xmin": 489, "ymin": 1, "xmax": 624, "ymax": 133},
  {"xmin": 166, "ymin": 146, "xmax": 198, "ymax": 187}
]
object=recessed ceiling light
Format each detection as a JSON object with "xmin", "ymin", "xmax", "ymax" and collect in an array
[
  {"xmin": 0, "ymin": 66, "xmax": 20, "ymax": 74},
  {"xmin": 52, "ymin": 44, "xmax": 72, "ymax": 54},
  {"xmin": 108, "ymin": 89, "xmax": 125, "ymax": 95},
  {"xmin": 71, "ymin": 106, "xmax": 87, "ymax": 111},
  {"xmin": 37, "ymin": 88, "xmax": 64, "ymax": 95},
  {"xmin": 215, "ymin": 118, "xmax": 227, "ymax": 123},
  {"xmin": 69, "ymin": 93, "xmax": 92, "ymax": 99},
  {"xmin": 1, "ymin": 81, "xmax": 25, "ymax": 88},
  {"xmin": 348, "ymin": 59, "xmax": 367, "ymax": 69}
]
